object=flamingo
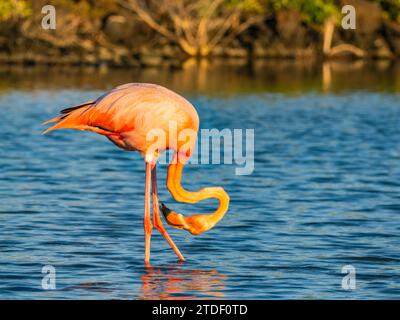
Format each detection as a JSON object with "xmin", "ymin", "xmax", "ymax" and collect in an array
[{"xmin": 43, "ymin": 83, "xmax": 229, "ymax": 263}]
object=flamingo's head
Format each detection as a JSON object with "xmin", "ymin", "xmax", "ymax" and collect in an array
[{"xmin": 159, "ymin": 203, "xmax": 214, "ymax": 235}]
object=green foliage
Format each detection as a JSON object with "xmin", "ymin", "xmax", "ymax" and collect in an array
[
  {"xmin": 267, "ymin": 0, "xmax": 400, "ymax": 25},
  {"xmin": 267, "ymin": 0, "xmax": 338, "ymax": 24},
  {"xmin": 377, "ymin": 0, "xmax": 400, "ymax": 23},
  {"xmin": 226, "ymin": 0, "xmax": 267, "ymax": 13},
  {"xmin": 48, "ymin": 0, "xmax": 118, "ymax": 19},
  {"xmin": 0, "ymin": 0, "xmax": 31, "ymax": 21},
  {"xmin": 2, "ymin": 0, "xmax": 400, "ymax": 33}
]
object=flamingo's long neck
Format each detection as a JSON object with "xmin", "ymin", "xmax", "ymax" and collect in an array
[{"xmin": 166, "ymin": 152, "xmax": 229, "ymax": 230}]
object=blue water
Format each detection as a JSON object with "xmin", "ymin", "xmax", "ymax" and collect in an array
[{"xmin": 1, "ymin": 82, "xmax": 400, "ymax": 299}]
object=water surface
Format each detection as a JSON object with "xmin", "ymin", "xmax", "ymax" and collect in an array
[{"xmin": 0, "ymin": 62, "xmax": 399, "ymax": 299}]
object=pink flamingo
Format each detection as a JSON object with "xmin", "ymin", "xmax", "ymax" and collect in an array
[{"xmin": 43, "ymin": 83, "xmax": 229, "ymax": 263}]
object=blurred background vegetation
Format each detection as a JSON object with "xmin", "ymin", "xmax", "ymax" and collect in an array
[{"xmin": 0, "ymin": 0, "xmax": 400, "ymax": 67}]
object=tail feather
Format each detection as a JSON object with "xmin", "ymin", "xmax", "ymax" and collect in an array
[
  {"xmin": 42, "ymin": 116, "xmax": 63, "ymax": 125},
  {"xmin": 42, "ymin": 100, "xmax": 96, "ymax": 134},
  {"xmin": 60, "ymin": 101, "xmax": 95, "ymax": 114}
]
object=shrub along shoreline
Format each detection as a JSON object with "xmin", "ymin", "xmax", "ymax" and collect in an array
[{"xmin": 1, "ymin": 0, "xmax": 400, "ymax": 67}]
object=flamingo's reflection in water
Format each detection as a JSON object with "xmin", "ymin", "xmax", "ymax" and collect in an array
[{"xmin": 140, "ymin": 264, "xmax": 226, "ymax": 300}]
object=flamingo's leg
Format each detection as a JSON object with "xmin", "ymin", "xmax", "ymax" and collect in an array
[
  {"xmin": 152, "ymin": 165, "xmax": 185, "ymax": 262},
  {"xmin": 144, "ymin": 161, "xmax": 153, "ymax": 264}
]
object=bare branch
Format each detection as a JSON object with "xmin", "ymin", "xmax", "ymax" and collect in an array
[
  {"xmin": 117, "ymin": 0, "xmax": 177, "ymax": 42},
  {"xmin": 208, "ymin": 8, "xmax": 240, "ymax": 49},
  {"xmin": 323, "ymin": 16, "xmax": 365, "ymax": 58},
  {"xmin": 118, "ymin": 0, "xmax": 265, "ymax": 56},
  {"xmin": 218, "ymin": 15, "xmax": 265, "ymax": 48},
  {"xmin": 328, "ymin": 44, "xmax": 366, "ymax": 58}
]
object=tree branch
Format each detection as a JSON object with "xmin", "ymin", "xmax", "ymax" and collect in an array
[{"xmin": 117, "ymin": 0, "xmax": 177, "ymax": 42}]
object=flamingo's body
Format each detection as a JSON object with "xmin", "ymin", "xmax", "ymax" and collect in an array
[{"xmin": 44, "ymin": 83, "xmax": 229, "ymax": 263}]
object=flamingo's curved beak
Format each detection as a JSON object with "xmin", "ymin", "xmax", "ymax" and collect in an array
[
  {"xmin": 160, "ymin": 203, "xmax": 186, "ymax": 230},
  {"xmin": 159, "ymin": 202, "xmax": 214, "ymax": 235}
]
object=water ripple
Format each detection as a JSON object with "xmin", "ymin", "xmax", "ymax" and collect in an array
[{"xmin": 0, "ymin": 90, "xmax": 399, "ymax": 299}]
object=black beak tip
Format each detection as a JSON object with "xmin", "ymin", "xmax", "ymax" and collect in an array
[{"xmin": 159, "ymin": 202, "xmax": 171, "ymax": 217}]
